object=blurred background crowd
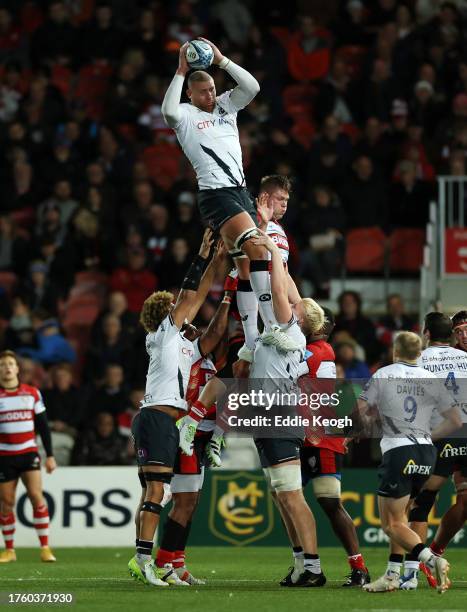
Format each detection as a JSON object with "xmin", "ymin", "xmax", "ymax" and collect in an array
[{"xmin": 0, "ymin": 0, "xmax": 465, "ymax": 465}]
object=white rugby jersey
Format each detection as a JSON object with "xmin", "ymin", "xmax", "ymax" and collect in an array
[
  {"xmin": 361, "ymin": 362, "xmax": 456, "ymax": 454},
  {"xmin": 417, "ymin": 345, "xmax": 467, "ymax": 427},
  {"xmin": 173, "ymin": 91, "xmax": 245, "ymax": 190},
  {"xmin": 251, "ymin": 316, "xmax": 306, "ymax": 396},
  {"xmin": 0, "ymin": 384, "xmax": 45, "ymax": 456},
  {"xmin": 266, "ymin": 219, "xmax": 289, "ymax": 264},
  {"xmin": 141, "ymin": 314, "xmax": 195, "ymax": 412}
]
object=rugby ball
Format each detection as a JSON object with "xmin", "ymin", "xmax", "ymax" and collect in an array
[{"xmin": 186, "ymin": 40, "xmax": 214, "ymax": 70}]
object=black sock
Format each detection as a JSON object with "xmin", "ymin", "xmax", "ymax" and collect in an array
[
  {"xmin": 136, "ymin": 538, "xmax": 141, "ymax": 548},
  {"xmin": 405, "ymin": 552, "xmax": 418, "ymax": 561},
  {"xmin": 411, "ymin": 543, "xmax": 425, "ymax": 560},
  {"xmin": 389, "ymin": 554, "xmax": 404, "ymax": 564},
  {"xmin": 136, "ymin": 539, "xmax": 153, "ymax": 556},
  {"xmin": 177, "ymin": 521, "xmax": 192, "ymax": 551},
  {"xmin": 293, "ymin": 546, "xmax": 303, "ymax": 554},
  {"xmin": 160, "ymin": 517, "xmax": 185, "ymax": 553}
]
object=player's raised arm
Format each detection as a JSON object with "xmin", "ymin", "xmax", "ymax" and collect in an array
[
  {"xmin": 161, "ymin": 42, "xmax": 189, "ymax": 128},
  {"xmin": 251, "ymin": 231, "xmax": 291, "ymax": 324},
  {"xmin": 171, "ymin": 228, "xmax": 214, "ymax": 328},
  {"xmin": 198, "ymin": 37, "xmax": 260, "ymax": 109}
]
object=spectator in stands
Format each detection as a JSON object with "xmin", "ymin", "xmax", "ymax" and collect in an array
[
  {"xmin": 299, "ymin": 186, "xmax": 345, "ymax": 298},
  {"xmin": 109, "ymin": 247, "xmax": 156, "ymax": 313},
  {"xmin": 341, "ymin": 155, "xmax": 388, "ymax": 228},
  {"xmin": 157, "ymin": 237, "xmax": 192, "ymax": 291},
  {"xmin": 310, "ymin": 114, "xmax": 353, "ymax": 164},
  {"xmin": 35, "ymin": 201, "xmax": 67, "ymax": 247},
  {"xmin": 92, "ymin": 291, "xmax": 139, "ymax": 342},
  {"xmin": 71, "ymin": 412, "xmax": 129, "ymax": 466},
  {"xmin": 0, "ymin": 214, "xmax": 29, "ymax": 275},
  {"xmin": 18, "ymin": 309, "xmax": 76, "ymax": 365},
  {"xmin": 314, "ymin": 58, "xmax": 357, "ymax": 124},
  {"xmin": 80, "ymin": 1, "xmax": 123, "ymax": 64},
  {"xmin": 39, "ymin": 134, "xmax": 82, "ymax": 189},
  {"xmin": 84, "ymin": 314, "xmax": 133, "ymax": 383},
  {"xmin": 43, "ymin": 363, "xmax": 83, "ymax": 439},
  {"xmin": 22, "ymin": 260, "xmax": 59, "ymax": 315},
  {"xmin": 86, "ymin": 364, "xmax": 129, "ymax": 418},
  {"xmin": 30, "ymin": 0, "xmax": 78, "ymax": 67},
  {"xmin": 3, "ymin": 295, "xmax": 34, "ymax": 351},
  {"xmin": 121, "ymin": 179, "xmax": 157, "ymax": 232},
  {"xmin": 362, "ymin": 58, "xmax": 400, "ymax": 122},
  {"xmin": 117, "ymin": 387, "xmax": 144, "ymax": 440},
  {"xmin": 307, "ymin": 141, "xmax": 347, "ymax": 194},
  {"xmin": 376, "ymin": 293, "xmax": 417, "ymax": 348},
  {"xmin": 410, "ymin": 80, "xmax": 442, "ymax": 137},
  {"xmin": 335, "ymin": 339, "xmax": 371, "ymax": 379},
  {"xmin": 211, "ymin": 0, "xmax": 253, "ymax": 47},
  {"xmin": 354, "ymin": 117, "xmax": 393, "ymax": 177},
  {"xmin": 389, "ymin": 159, "xmax": 432, "ymax": 227},
  {"xmin": 18, "ymin": 356, "xmax": 46, "ymax": 388},
  {"xmin": 145, "ymin": 204, "xmax": 170, "ymax": 271},
  {"xmin": 287, "ymin": 15, "xmax": 331, "ymax": 82},
  {"xmin": 333, "ymin": 290, "xmax": 381, "ymax": 364},
  {"xmin": 128, "ymin": 8, "xmax": 164, "ymax": 72},
  {"xmin": 171, "ymin": 192, "xmax": 203, "ymax": 252},
  {"xmin": 37, "ymin": 178, "xmax": 78, "ymax": 228}
]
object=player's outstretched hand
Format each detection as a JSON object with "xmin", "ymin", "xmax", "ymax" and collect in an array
[
  {"xmin": 177, "ymin": 41, "xmax": 190, "ymax": 76},
  {"xmin": 197, "ymin": 37, "xmax": 224, "ymax": 65},
  {"xmin": 251, "ymin": 230, "xmax": 276, "ymax": 253},
  {"xmin": 199, "ymin": 228, "xmax": 214, "ymax": 258},
  {"xmin": 256, "ymin": 192, "xmax": 274, "ymax": 228},
  {"xmin": 45, "ymin": 456, "xmax": 57, "ymax": 474}
]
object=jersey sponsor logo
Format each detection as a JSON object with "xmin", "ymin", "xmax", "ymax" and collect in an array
[
  {"xmin": 240, "ymin": 314, "xmax": 248, "ymax": 322},
  {"xmin": 440, "ymin": 443, "xmax": 467, "ymax": 458},
  {"xmin": 209, "ymin": 472, "xmax": 274, "ymax": 545},
  {"xmin": 0, "ymin": 410, "xmax": 32, "ymax": 422},
  {"xmin": 402, "ymin": 459, "xmax": 432, "ymax": 476},
  {"xmin": 181, "ymin": 347, "xmax": 194, "ymax": 356},
  {"xmin": 270, "ymin": 234, "xmax": 289, "ymax": 249},
  {"xmin": 197, "ymin": 117, "xmax": 233, "ymax": 130},
  {"xmin": 258, "ymin": 294, "xmax": 271, "ymax": 302}
]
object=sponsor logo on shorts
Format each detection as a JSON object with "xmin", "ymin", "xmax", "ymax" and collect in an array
[
  {"xmin": 440, "ymin": 443, "xmax": 467, "ymax": 458},
  {"xmin": 402, "ymin": 459, "xmax": 431, "ymax": 475},
  {"xmin": 137, "ymin": 448, "xmax": 148, "ymax": 460},
  {"xmin": 259, "ymin": 294, "xmax": 271, "ymax": 302}
]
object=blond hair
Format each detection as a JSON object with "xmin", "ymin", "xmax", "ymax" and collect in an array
[
  {"xmin": 140, "ymin": 291, "xmax": 174, "ymax": 333},
  {"xmin": 394, "ymin": 331, "xmax": 422, "ymax": 361},
  {"xmin": 300, "ymin": 298, "xmax": 325, "ymax": 336}
]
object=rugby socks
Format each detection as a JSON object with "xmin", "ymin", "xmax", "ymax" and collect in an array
[
  {"xmin": 403, "ymin": 552, "xmax": 420, "ymax": 577},
  {"xmin": 0, "ymin": 512, "xmax": 15, "ymax": 550},
  {"xmin": 249, "ymin": 260, "xmax": 276, "ymax": 329},
  {"xmin": 303, "ymin": 553, "xmax": 321, "ymax": 574},
  {"xmin": 187, "ymin": 399, "xmax": 208, "ymax": 423},
  {"xmin": 412, "ymin": 543, "xmax": 436, "ymax": 568},
  {"xmin": 136, "ymin": 539, "xmax": 153, "ymax": 567},
  {"xmin": 430, "ymin": 541, "xmax": 445, "ymax": 556},
  {"xmin": 293, "ymin": 546, "xmax": 304, "ymax": 571},
  {"xmin": 173, "ymin": 521, "xmax": 192, "ymax": 569},
  {"xmin": 236, "ymin": 279, "xmax": 259, "ymax": 349},
  {"xmin": 33, "ymin": 504, "xmax": 49, "ymax": 547},
  {"xmin": 386, "ymin": 553, "xmax": 403, "ymax": 577},
  {"xmin": 156, "ymin": 517, "xmax": 184, "ymax": 567},
  {"xmin": 348, "ymin": 553, "xmax": 367, "ymax": 571}
]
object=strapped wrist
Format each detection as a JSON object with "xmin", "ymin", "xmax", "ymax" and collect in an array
[{"xmin": 218, "ymin": 56, "xmax": 230, "ymax": 69}]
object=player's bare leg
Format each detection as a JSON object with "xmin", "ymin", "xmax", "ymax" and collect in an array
[
  {"xmin": 270, "ymin": 490, "xmax": 304, "ymax": 585},
  {"xmin": 21, "ymin": 470, "xmax": 55, "ymax": 562},
  {"xmin": 431, "ymin": 474, "xmax": 467, "ymax": 555},
  {"xmin": 364, "ymin": 495, "xmax": 450, "ymax": 593},
  {"xmin": 0, "ymin": 480, "xmax": 17, "ymax": 562}
]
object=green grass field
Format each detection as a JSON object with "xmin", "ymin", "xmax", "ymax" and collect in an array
[{"xmin": 1, "ymin": 547, "xmax": 466, "ymax": 611}]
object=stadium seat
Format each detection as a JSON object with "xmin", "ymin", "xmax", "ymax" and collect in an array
[
  {"xmin": 74, "ymin": 63, "xmax": 113, "ymax": 120},
  {"xmin": 62, "ymin": 294, "xmax": 102, "ymax": 329},
  {"xmin": 290, "ymin": 120, "xmax": 316, "ymax": 150},
  {"xmin": 270, "ymin": 26, "xmax": 292, "ymax": 50},
  {"xmin": 345, "ymin": 227, "xmax": 387, "ymax": 273},
  {"xmin": 282, "ymin": 84, "xmax": 316, "ymax": 111},
  {"xmin": 141, "ymin": 142, "xmax": 182, "ymax": 191},
  {"xmin": 389, "ymin": 228, "xmax": 425, "ymax": 273},
  {"xmin": 335, "ymin": 45, "xmax": 367, "ymax": 78},
  {"xmin": 0, "ymin": 271, "xmax": 18, "ymax": 296}
]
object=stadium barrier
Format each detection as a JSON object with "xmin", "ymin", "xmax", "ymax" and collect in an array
[{"xmin": 14, "ymin": 467, "xmax": 465, "ymax": 548}]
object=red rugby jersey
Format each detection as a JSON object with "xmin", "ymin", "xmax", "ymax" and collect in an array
[
  {"xmin": 0, "ymin": 384, "xmax": 46, "ymax": 456},
  {"xmin": 186, "ymin": 352, "xmax": 217, "ymax": 433},
  {"xmin": 300, "ymin": 340, "xmax": 345, "ymax": 454}
]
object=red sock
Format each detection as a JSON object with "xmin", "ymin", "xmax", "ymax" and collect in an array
[
  {"xmin": 348, "ymin": 553, "xmax": 366, "ymax": 571},
  {"xmin": 156, "ymin": 548, "xmax": 175, "ymax": 567},
  {"xmin": 33, "ymin": 504, "xmax": 49, "ymax": 547},
  {"xmin": 0, "ymin": 513, "xmax": 15, "ymax": 550},
  {"xmin": 188, "ymin": 400, "xmax": 208, "ymax": 423},
  {"xmin": 172, "ymin": 550, "xmax": 185, "ymax": 569},
  {"xmin": 430, "ymin": 541, "xmax": 445, "ymax": 556}
]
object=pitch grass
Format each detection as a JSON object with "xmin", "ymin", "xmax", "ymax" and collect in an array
[{"xmin": 0, "ymin": 547, "xmax": 466, "ymax": 611}]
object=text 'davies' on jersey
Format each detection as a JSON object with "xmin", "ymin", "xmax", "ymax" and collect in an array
[
  {"xmin": 0, "ymin": 385, "xmax": 45, "ymax": 456},
  {"xmin": 418, "ymin": 345, "xmax": 467, "ymax": 427},
  {"xmin": 172, "ymin": 91, "xmax": 246, "ymax": 190},
  {"xmin": 141, "ymin": 313, "xmax": 195, "ymax": 412},
  {"xmin": 360, "ymin": 362, "xmax": 458, "ymax": 454}
]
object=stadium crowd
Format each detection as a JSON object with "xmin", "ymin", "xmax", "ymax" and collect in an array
[{"xmin": 0, "ymin": 0, "xmax": 465, "ymax": 465}]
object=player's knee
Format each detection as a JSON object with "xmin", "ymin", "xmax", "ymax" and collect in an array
[
  {"xmin": 1, "ymin": 499, "xmax": 14, "ymax": 514},
  {"xmin": 408, "ymin": 489, "xmax": 438, "ymax": 522},
  {"xmin": 312, "ymin": 476, "xmax": 341, "ymax": 500},
  {"xmin": 317, "ymin": 496, "xmax": 341, "ymax": 516},
  {"xmin": 268, "ymin": 465, "xmax": 302, "ymax": 493}
]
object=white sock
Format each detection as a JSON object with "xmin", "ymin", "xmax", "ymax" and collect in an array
[
  {"xmin": 249, "ymin": 262, "xmax": 277, "ymax": 329},
  {"xmin": 403, "ymin": 560, "xmax": 420, "ymax": 576},
  {"xmin": 136, "ymin": 552, "xmax": 151, "ymax": 567},
  {"xmin": 386, "ymin": 561, "xmax": 402, "ymax": 577},
  {"xmin": 293, "ymin": 549, "xmax": 304, "ymax": 568},
  {"xmin": 236, "ymin": 279, "xmax": 259, "ymax": 350},
  {"xmin": 212, "ymin": 424, "xmax": 225, "ymax": 438},
  {"xmin": 304, "ymin": 556, "xmax": 321, "ymax": 574}
]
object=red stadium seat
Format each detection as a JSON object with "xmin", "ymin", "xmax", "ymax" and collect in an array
[
  {"xmin": 270, "ymin": 26, "xmax": 292, "ymax": 50},
  {"xmin": 290, "ymin": 120, "xmax": 316, "ymax": 150},
  {"xmin": 0, "ymin": 272, "xmax": 18, "ymax": 296},
  {"xmin": 335, "ymin": 46, "xmax": 368, "ymax": 78},
  {"xmin": 389, "ymin": 228, "xmax": 425, "ymax": 273},
  {"xmin": 345, "ymin": 227, "xmax": 387, "ymax": 273},
  {"xmin": 74, "ymin": 63, "xmax": 113, "ymax": 120},
  {"xmin": 62, "ymin": 294, "xmax": 102, "ymax": 330},
  {"xmin": 282, "ymin": 84, "xmax": 316, "ymax": 111}
]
